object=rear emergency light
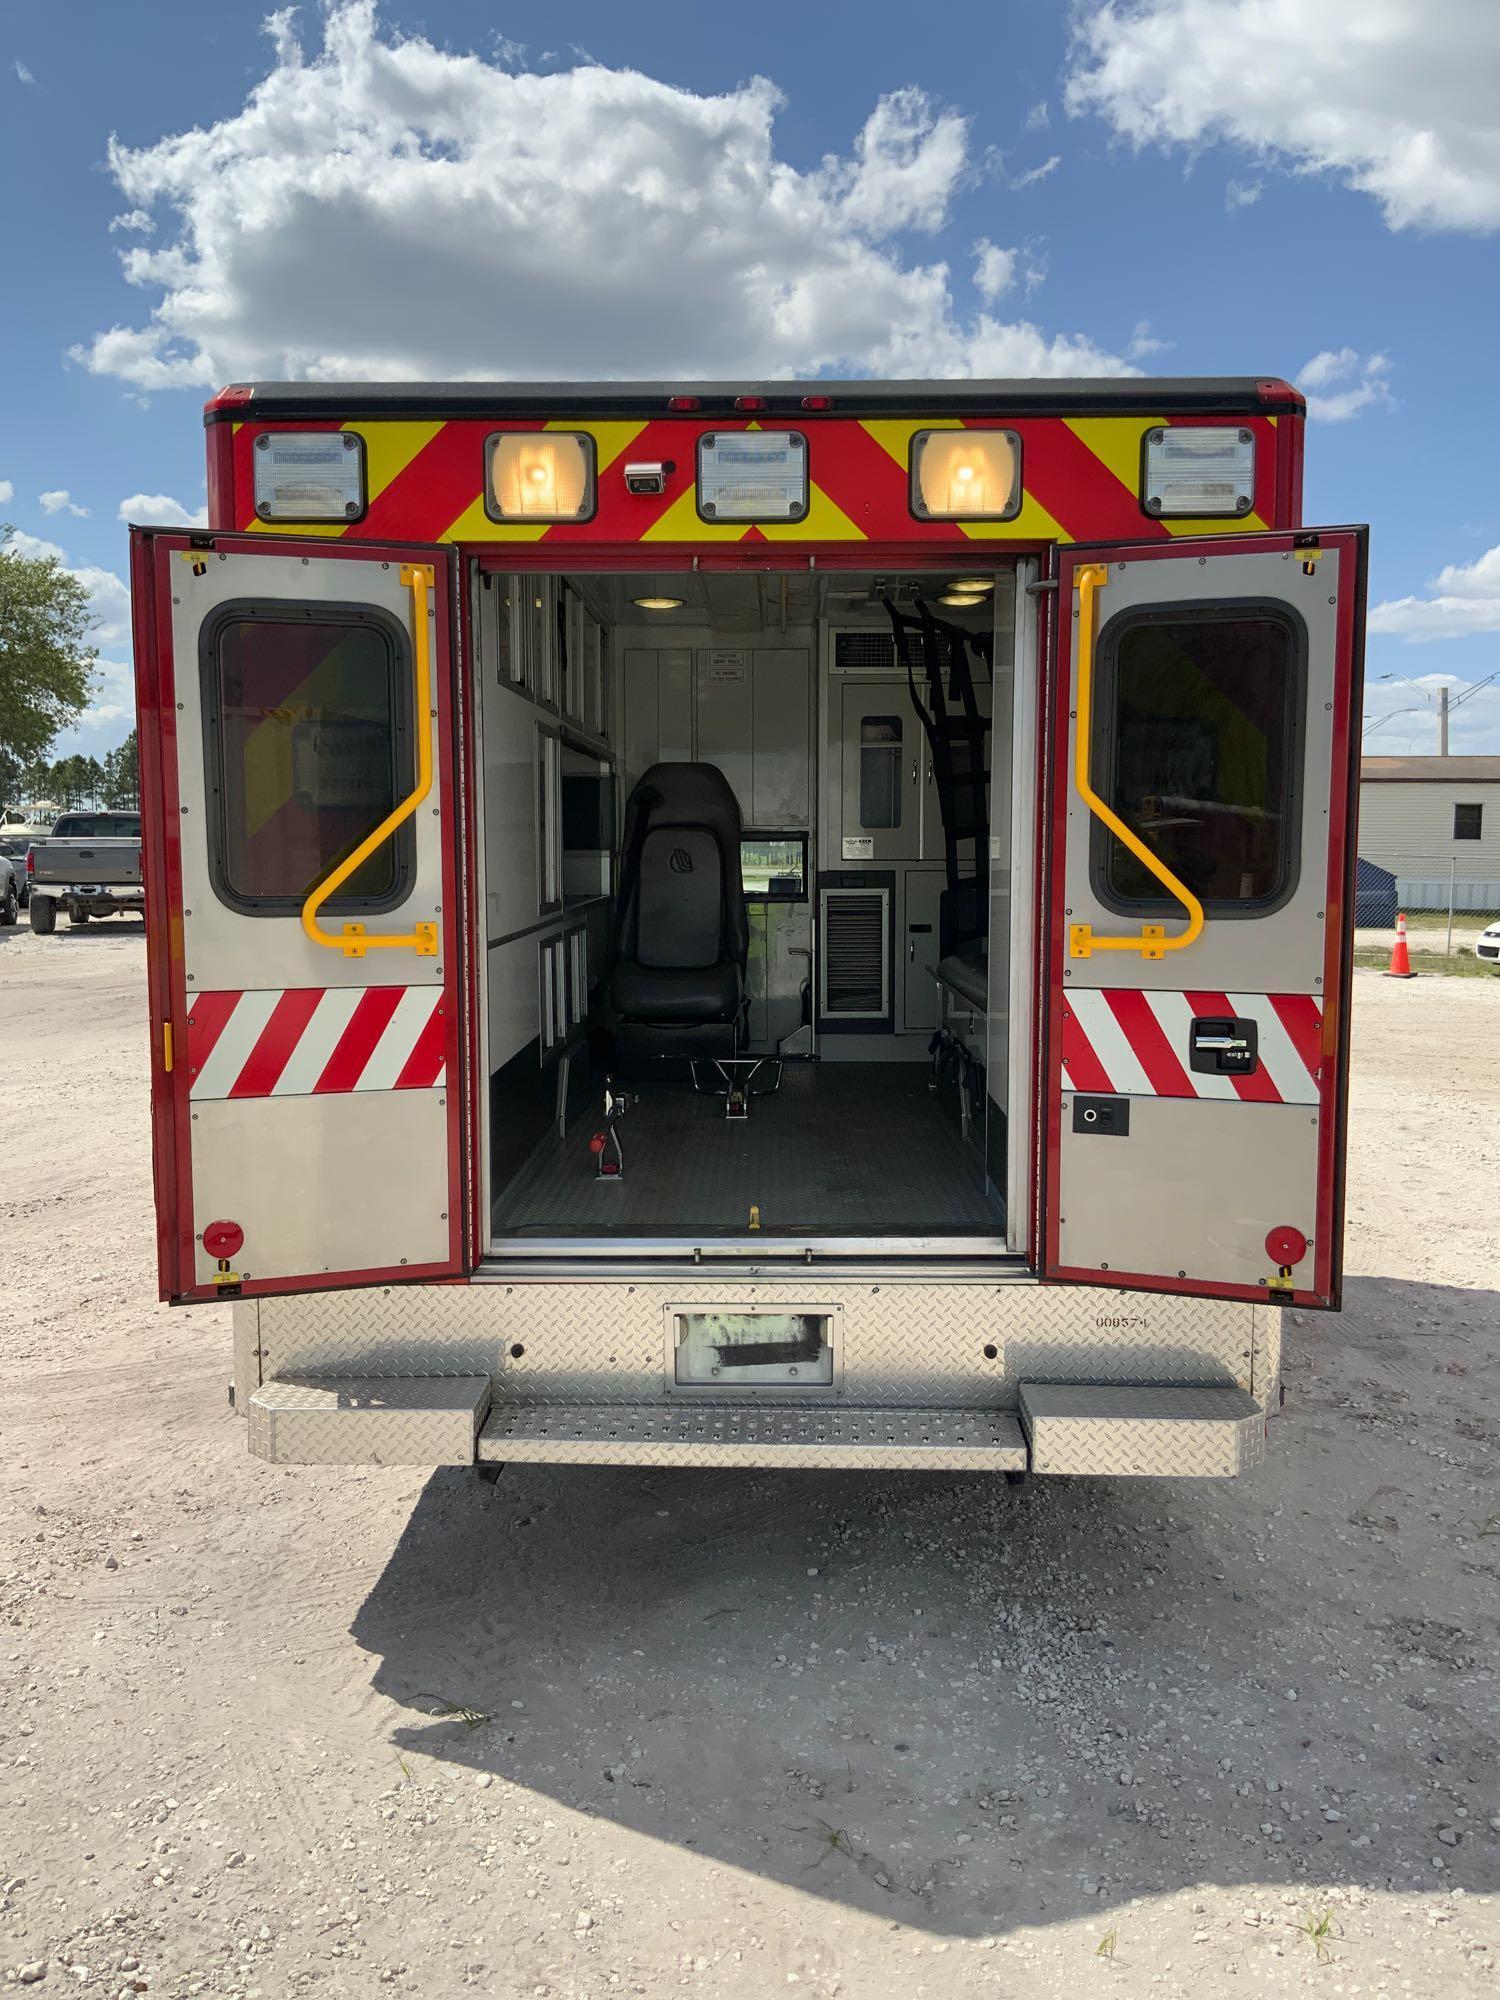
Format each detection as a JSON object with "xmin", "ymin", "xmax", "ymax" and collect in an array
[
  {"xmin": 205, "ymin": 384, "xmax": 254, "ymax": 413},
  {"xmin": 910, "ymin": 429, "xmax": 1021, "ymax": 521},
  {"xmin": 486, "ymin": 432, "xmax": 596, "ymax": 522},
  {"xmin": 253, "ymin": 431, "xmax": 366, "ymax": 521},
  {"xmin": 1142, "ymin": 426, "xmax": 1255, "ymax": 517}
]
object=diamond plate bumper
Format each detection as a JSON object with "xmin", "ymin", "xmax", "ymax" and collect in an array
[
  {"xmin": 1019, "ymin": 1382, "xmax": 1265, "ymax": 1478},
  {"xmin": 247, "ymin": 1375, "xmax": 492, "ymax": 1466},
  {"xmin": 477, "ymin": 1402, "xmax": 1028, "ymax": 1471}
]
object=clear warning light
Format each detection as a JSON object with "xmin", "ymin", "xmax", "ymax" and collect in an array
[
  {"xmin": 1143, "ymin": 426, "xmax": 1256, "ymax": 517},
  {"xmin": 253, "ymin": 431, "xmax": 365, "ymax": 521}
]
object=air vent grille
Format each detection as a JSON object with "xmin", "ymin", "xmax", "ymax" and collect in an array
[
  {"xmin": 834, "ymin": 631, "xmax": 897, "ymax": 672},
  {"xmin": 820, "ymin": 887, "xmax": 890, "ymax": 1019}
]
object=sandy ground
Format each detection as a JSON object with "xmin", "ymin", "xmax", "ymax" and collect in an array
[{"xmin": 2, "ymin": 919, "xmax": 1497, "ymax": 1999}]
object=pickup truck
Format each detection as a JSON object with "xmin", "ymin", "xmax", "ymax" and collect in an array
[{"xmin": 27, "ymin": 811, "xmax": 144, "ymax": 933}]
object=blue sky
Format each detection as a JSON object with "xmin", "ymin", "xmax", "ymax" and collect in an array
[{"xmin": 3, "ymin": 0, "xmax": 1499, "ymax": 759}]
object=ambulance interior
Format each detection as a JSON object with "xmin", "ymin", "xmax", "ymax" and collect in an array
[{"xmin": 475, "ymin": 564, "xmax": 1026, "ymax": 1251}]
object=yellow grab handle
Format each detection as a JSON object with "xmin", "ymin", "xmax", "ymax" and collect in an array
[
  {"xmin": 1069, "ymin": 563, "xmax": 1204, "ymax": 962},
  {"xmin": 301, "ymin": 562, "xmax": 440, "ymax": 960}
]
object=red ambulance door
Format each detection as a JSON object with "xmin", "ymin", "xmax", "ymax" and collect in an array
[
  {"xmin": 133, "ymin": 531, "xmax": 467, "ymax": 1303},
  {"xmin": 1040, "ymin": 529, "xmax": 1366, "ymax": 1308}
]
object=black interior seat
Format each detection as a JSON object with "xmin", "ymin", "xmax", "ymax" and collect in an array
[{"xmin": 609, "ymin": 762, "xmax": 748, "ymax": 1050}]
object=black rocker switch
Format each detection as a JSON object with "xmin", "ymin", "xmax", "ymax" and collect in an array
[{"xmin": 1189, "ymin": 1016, "xmax": 1259, "ymax": 1077}]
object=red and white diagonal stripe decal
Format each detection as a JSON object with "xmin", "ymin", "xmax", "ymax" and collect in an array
[
  {"xmin": 1061, "ymin": 990, "xmax": 1322, "ymax": 1105},
  {"xmin": 186, "ymin": 987, "xmax": 447, "ymax": 1099}
]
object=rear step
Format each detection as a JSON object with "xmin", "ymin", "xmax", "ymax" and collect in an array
[
  {"xmin": 478, "ymin": 1403, "xmax": 1028, "ymax": 1471},
  {"xmin": 248, "ymin": 1374, "xmax": 491, "ymax": 1465},
  {"xmin": 1019, "ymin": 1382, "xmax": 1264, "ymax": 1478}
]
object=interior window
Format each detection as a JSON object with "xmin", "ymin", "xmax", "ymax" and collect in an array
[
  {"xmin": 1095, "ymin": 607, "xmax": 1301, "ymax": 912},
  {"xmin": 205, "ymin": 607, "xmax": 411, "ymax": 910},
  {"xmin": 859, "ymin": 715, "xmax": 903, "ymax": 828},
  {"xmin": 740, "ymin": 835, "xmax": 808, "ymax": 899}
]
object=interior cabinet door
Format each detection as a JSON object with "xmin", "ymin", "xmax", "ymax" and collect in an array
[{"xmin": 839, "ymin": 680, "xmax": 919, "ymax": 862}]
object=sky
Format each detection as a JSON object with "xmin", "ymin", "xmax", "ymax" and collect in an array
[{"xmin": 2, "ymin": 0, "xmax": 1499, "ymax": 761}]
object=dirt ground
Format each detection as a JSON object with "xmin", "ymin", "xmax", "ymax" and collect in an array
[{"xmin": 2, "ymin": 920, "xmax": 1497, "ymax": 1999}]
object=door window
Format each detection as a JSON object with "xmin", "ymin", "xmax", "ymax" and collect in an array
[
  {"xmin": 1093, "ymin": 605, "xmax": 1303, "ymax": 914},
  {"xmin": 203, "ymin": 603, "xmax": 412, "ymax": 912},
  {"xmin": 859, "ymin": 715, "xmax": 904, "ymax": 829}
]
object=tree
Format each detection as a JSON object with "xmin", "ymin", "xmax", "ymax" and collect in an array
[
  {"xmin": 101, "ymin": 731, "xmax": 139, "ymax": 809},
  {"xmin": 0, "ymin": 525, "xmax": 96, "ymax": 778}
]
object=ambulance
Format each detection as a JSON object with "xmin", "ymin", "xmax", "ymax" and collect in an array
[{"xmin": 129, "ymin": 378, "xmax": 1365, "ymax": 1479}]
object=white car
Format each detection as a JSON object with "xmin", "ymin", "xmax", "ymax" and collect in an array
[{"xmin": 1476, "ymin": 920, "xmax": 1500, "ymax": 970}]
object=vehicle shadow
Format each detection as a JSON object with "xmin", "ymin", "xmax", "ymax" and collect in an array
[
  {"xmin": 350, "ymin": 1273, "xmax": 1496, "ymax": 1939},
  {"xmin": 1, "ymin": 917, "xmax": 147, "ymax": 944}
]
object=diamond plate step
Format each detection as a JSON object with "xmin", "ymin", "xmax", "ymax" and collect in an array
[
  {"xmin": 1019, "ymin": 1382, "xmax": 1264, "ymax": 1478},
  {"xmin": 478, "ymin": 1403, "xmax": 1028, "ymax": 1471},
  {"xmin": 248, "ymin": 1375, "xmax": 491, "ymax": 1466}
]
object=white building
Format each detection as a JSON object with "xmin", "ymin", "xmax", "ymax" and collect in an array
[{"xmin": 1359, "ymin": 756, "xmax": 1500, "ymax": 909}]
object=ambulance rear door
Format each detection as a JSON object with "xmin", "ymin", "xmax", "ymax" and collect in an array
[
  {"xmin": 1041, "ymin": 529, "xmax": 1366, "ymax": 1308},
  {"xmin": 132, "ymin": 531, "xmax": 467, "ymax": 1302}
]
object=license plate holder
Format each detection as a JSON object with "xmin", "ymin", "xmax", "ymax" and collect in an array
[{"xmin": 666, "ymin": 1304, "xmax": 839, "ymax": 1392}]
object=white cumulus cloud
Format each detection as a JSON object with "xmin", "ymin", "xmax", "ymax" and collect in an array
[
  {"xmin": 1370, "ymin": 542, "xmax": 1500, "ymax": 640},
  {"xmin": 1066, "ymin": 0, "xmax": 1500, "ymax": 233},
  {"xmin": 1295, "ymin": 348, "xmax": 1392, "ymax": 422},
  {"xmin": 14, "ymin": 58, "xmax": 34, "ymax": 86},
  {"xmin": 40, "ymin": 489, "xmax": 90, "ymax": 517},
  {"xmin": 73, "ymin": 0, "xmax": 1127, "ymax": 391},
  {"xmin": 972, "ymin": 241, "xmax": 1018, "ymax": 303},
  {"xmin": 118, "ymin": 491, "xmax": 207, "ymax": 528}
]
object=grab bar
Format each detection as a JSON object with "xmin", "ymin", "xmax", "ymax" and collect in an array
[
  {"xmin": 1068, "ymin": 563, "xmax": 1204, "ymax": 962},
  {"xmin": 301, "ymin": 561, "xmax": 440, "ymax": 960}
]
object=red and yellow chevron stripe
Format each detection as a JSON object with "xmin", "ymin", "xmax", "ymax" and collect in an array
[{"xmin": 231, "ymin": 412, "xmax": 1284, "ymax": 548}]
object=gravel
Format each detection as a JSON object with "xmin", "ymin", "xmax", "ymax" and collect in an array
[{"xmin": 2, "ymin": 923, "xmax": 1497, "ymax": 1997}]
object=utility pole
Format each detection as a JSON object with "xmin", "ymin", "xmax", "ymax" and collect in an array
[{"xmin": 1438, "ymin": 684, "xmax": 1449, "ymax": 756}]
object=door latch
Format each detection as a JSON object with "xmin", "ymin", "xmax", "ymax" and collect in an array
[{"xmin": 1189, "ymin": 1016, "xmax": 1259, "ymax": 1077}]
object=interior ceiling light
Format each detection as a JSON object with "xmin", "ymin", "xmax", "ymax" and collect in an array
[
  {"xmin": 951, "ymin": 577, "xmax": 995, "ymax": 592},
  {"xmin": 632, "ymin": 595, "xmax": 685, "ymax": 611},
  {"xmin": 938, "ymin": 591, "xmax": 986, "ymax": 608}
]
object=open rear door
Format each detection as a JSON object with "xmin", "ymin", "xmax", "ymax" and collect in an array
[
  {"xmin": 133, "ymin": 530, "xmax": 466, "ymax": 1302},
  {"xmin": 1042, "ymin": 528, "xmax": 1366, "ymax": 1307}
]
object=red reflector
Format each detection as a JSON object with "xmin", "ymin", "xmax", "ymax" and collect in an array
[
  {"xmin": 588, "ymin": 1132, "xmax": 606, "ymax": 1154},
  {"xmin": 667, "ymin": 395, "xmax": 701, "ymax": 412},
  {"xmin": 205, "ymin": 384, "xmax": 253, "ymax": 413},
  {"xmin": 801, "ymin": 394, "xmax": 834, "ymax": 411},
  {"xmin": 733, "ymin": 395, "xmax": 768, "ymax": 412},
  {"xmin": 1264, "ymin": 1224, "xmax": 1308, "ymax": 1266},
  {"xmin": 25, "ymin": 847, "xmax": 35, "ymax": 876},
  {"xmin": 203, "ymin": 1218, "xmax": 245, "ymax": 1259}
]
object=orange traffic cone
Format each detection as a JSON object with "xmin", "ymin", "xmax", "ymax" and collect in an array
[{"xmin": 1385, "ymin": 911, "xmax": 1416, "ymax": 979}]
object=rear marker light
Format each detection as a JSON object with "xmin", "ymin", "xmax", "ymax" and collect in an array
[
  {"xmin": 801, "ymin": 394, "xmax": 834, "ymax": 411},
  {"xmin": 667, "ymin": 395, "xmax": 702, "ymax": 412},
  {"xmin": 206, "ymin": 383, "xmax": 253, "ymax": 412},
  {"xmin": 733, "ymin": 396, "xmax": 768, "ymax": 412}
]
